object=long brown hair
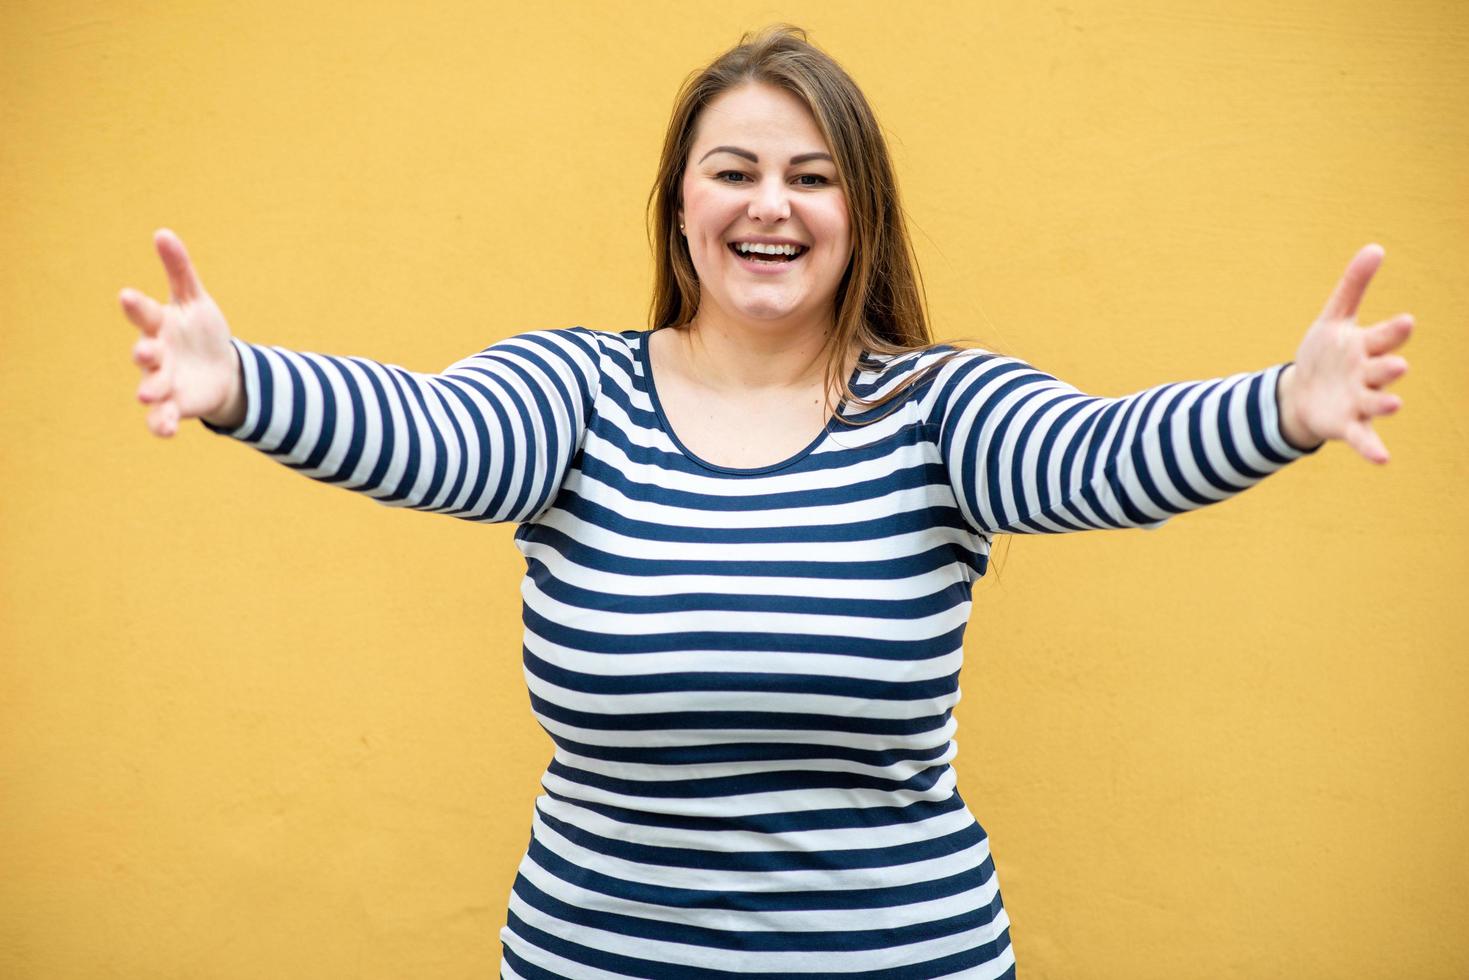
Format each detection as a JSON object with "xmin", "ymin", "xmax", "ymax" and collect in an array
[{"xmin": 645, "ymin": 24, "xmax": 988, "ymax": 421}]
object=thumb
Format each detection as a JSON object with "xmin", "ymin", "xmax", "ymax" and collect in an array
[
  {"xmin": 1318, "ymin": 243, "xmax": 1384, "ymax": 323},
  {"xmin": 154, "ymin": 228, "xmax": 206, "ymax": 304}
]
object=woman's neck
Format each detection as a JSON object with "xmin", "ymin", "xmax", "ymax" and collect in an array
[{"xmin": 674, "ymin": 309, "xmax": 837, "ymax": 395}]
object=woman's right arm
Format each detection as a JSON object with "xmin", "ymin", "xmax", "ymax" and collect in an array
[{"xmin": 120, "ymin": 229, "xmax": 604, "ymax": 525}]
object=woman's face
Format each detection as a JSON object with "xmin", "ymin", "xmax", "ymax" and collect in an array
[{"xmin": 678, "ymin": 82, "xmax": 851, "ymax": 333}]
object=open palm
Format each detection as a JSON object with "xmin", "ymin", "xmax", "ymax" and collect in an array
[
  {"xmin": 118, "ymin": 229, "xmax": 240, "ymax": 438},
  {"xmin": 1287, "ymin": 244, "xmax": 1414, "ymax": 464}
]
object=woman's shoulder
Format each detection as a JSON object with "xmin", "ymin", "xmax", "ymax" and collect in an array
[
  {"xmin": 848, "ymin": 342, "xmax": 1033, "ymax": 423},
  {"xmin": 569, "ymin": 326, "xmax": 647, "ymax": 359},
  {"xmin": 439, "ymin": 327, "xmax": 637, "ymax": 386},
  {"xmin": 524, "ymin": 325, "xmax": 640, "ymax": 350},
  {"xmin": 495, "ymin": 325, "xmax": 643, "ymax": 367},
  {"xmin": 853, "ymin": 341, "xmax": 995, "ymax": 384}
]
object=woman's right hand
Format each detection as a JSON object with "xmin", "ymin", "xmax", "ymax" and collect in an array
[{"xmin": 119, "ymin": 229, "xmax": 244, "ymax": 438}]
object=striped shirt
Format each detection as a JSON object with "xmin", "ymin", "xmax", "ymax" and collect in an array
[{"xmin": 204, "ymin": 326, "xmax": 1317, "ymax": 978}]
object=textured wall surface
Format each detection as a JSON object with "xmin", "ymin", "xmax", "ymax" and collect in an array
[{"xmin": 2, "ymin": 1, "xmax": 1465, "ymax": 977}]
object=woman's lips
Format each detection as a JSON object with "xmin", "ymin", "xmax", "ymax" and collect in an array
[{"xmin": 727, "ymin": 243, "xmax": 808, "ymax": 274}]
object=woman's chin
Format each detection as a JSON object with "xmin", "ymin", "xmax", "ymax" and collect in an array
[{"xmin": 727, "ymin": 294, "xmax": 813, "ymax": 323}]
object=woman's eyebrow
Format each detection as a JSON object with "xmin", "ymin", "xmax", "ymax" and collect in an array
[{"xmin": 698, "ymin": 145, "xmax": 833, "ymax": 165}]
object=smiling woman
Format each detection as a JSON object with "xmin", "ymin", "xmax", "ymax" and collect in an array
[
  {"xmin": 118, "ymin": 21, "xmax": 1412, "ymax": 980},
  {"xmin": 645, "ymin": 28, "xmax": 960, "ymax": 428}
]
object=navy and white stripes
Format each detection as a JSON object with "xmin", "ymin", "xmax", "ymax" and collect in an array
[
  {"xmin": 931, "ymin": 350, "xmax": 1313, "ymax": 536},
  {"xmin": 205, "ymin": 326, "xmax": 1316, "ymax": 978},
  {"xmin": 205, "ymin": 329, "xmax": 602, "ymax": 523}
]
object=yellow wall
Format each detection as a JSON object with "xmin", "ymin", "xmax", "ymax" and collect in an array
[{"xmin": 3, "ymin": 1, "xmax": 1465, "ymax": 976}]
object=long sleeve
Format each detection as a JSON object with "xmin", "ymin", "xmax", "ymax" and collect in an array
[
  {"xmin": 925, "ymin": 348, "xmax": 1321, "ymax": 536},
  {"xmin": 200, "ymin": 326, "xmax": 605, "ymax": 525}
]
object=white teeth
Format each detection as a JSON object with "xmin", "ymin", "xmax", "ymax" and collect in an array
[{"xmin": 734, "ymin": 242, "xmax": 802, "ymax": 256}]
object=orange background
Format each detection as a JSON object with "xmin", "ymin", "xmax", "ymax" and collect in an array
[{"xmin": 3, "ymin": 1, "xmax": 1466, "ymax": 976}]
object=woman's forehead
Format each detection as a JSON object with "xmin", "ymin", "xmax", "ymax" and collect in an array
[{"xmin": 691, "ymin": 83, "xmax": 828, "ymax": 154}]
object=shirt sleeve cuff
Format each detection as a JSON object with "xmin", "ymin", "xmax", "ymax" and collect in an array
[
  {"xmin": 1271, "ymin": 361, "xmax": 1325, "ymax": 457},
  {"xmin": 199, "ymin": 337, "xmax": 261, "ymax": 439}
]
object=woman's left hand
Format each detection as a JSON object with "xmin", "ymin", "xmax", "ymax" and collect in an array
[{"xmin": 1278, "ymin": 243, "xmax": 1413, "ymax": 464}]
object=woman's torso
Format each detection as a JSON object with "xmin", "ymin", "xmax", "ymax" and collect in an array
[{"xmin": 500, "ymin": 328, "xmax": 1015, "ymax": 978}]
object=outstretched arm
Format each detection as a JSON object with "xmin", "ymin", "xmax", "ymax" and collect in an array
[
  {"xmin": 930, "ymin": 244, "xmax": 1413, "ymax": 536},
  {"xmin": 120, "ymin": 229, "xmax": 604, "ymax": 525}
]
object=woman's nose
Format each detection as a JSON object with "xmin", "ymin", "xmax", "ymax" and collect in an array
[{"xmin": 747, "ymin": 177, "xmax": 791, "ymax": 223}]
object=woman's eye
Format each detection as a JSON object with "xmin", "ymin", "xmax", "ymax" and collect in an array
[{"xmin": 715, "ymin": 172, "xmax": 830, "ymax": 187}]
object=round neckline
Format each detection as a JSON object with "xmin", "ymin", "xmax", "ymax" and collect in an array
[{"xmin": 639, "ymin": 329, "xmax": 865, "ymax": 477}]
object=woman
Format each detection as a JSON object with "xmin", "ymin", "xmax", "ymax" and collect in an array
[{"xmin": 118, "ymin": 24, "xmax": 1411, "ymax": 980}]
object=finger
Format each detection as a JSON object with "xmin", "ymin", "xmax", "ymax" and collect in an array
[
  {"xmin": 154, "ymin": 228, "xmax": 206, "ymax": 304},
  {"xmin": 147, "ymin": 399, "xmax": 180, "ymax": 438},
  {"xmin": 137, "ymin": 365, "xmax": 171, "ymax": 404},
  {"xmin": 132, "ymin": 336, "xmax": 162, "ymax": 370},
  {"xmin": 1358, "ymin": 389, "xmax": 1403, "ymax": 418},
  {"xmin": 1344, "ymin": 418, "xmax": 1390, "ymax": 465},
  {"xmin": 1363, "ymin": 313, "xmax": 1414, "ymax": 356},
  {"xmin": 1320, "ymin": 243, "xmax": 1385, "ymax": 323},
  {"xmin": 1363, "ymin": 354, "xmax": 1408, "ymax": 389},
  {"xmin": 119, "ymin": 287, "xmax": 166, "ymax": 337}
]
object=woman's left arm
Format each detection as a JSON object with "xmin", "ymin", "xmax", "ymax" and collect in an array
[
  {"xmin": 929, "ymin": 243, "xmax": 1414, "ymax": 536},
  {"xmin": 1275, "ymin": 243, "xmax": 1413, "ymax": 463}
]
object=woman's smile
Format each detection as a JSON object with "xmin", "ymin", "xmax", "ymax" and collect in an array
[{"xmin": 727, "ymin": 239, "xmax": 810, "ymax": 274}]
